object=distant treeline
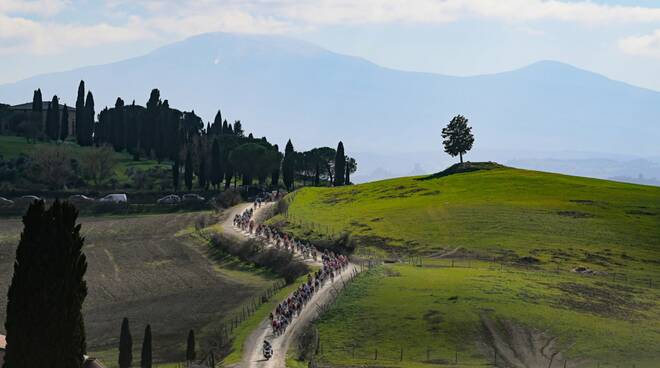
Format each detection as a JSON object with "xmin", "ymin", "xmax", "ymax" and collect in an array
[{"xmin": 0, "ymin": 81, "xmax": 356, "ymax": 191}]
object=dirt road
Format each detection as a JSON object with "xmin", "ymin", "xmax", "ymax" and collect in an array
[{"xmin": 221, "ymin": 202, "xmax": 357, "ymax": 368}]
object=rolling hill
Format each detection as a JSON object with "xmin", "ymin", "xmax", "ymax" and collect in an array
[
  {"xmin": 1, "ymin": 32, "xmax": 659, "ymax": 168},
  {"xmin": 272, "ymin": 165, "xmax": 660, "ymax": 367}
]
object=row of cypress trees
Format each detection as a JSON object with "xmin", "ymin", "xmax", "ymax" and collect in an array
[
  {"xmin": 119, "ymin": 318, "xmax": 195, "ymax": 368},
  {"xmin": 29, "ymin": 82, "xmax": 357, "ymax": 191}
]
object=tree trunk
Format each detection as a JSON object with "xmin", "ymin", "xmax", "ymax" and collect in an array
[{"xmin": 459, "ymin": 152, "xmax": 463, "ymax": 164}]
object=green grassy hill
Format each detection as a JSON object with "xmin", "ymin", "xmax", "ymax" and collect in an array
[
  {"xmin": 272, "ymin": 164, "xmax": 660, "ymax": 367},
  {"xmin": 0, "ymin": 135, "xmax": 169, "ymax": 186}
]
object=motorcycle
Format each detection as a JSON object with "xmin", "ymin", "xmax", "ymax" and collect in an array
[{"xmin": 263, "ymin": 343, "xmax": 273, "ymax": 360}]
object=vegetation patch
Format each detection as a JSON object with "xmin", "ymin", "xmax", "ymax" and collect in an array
[{"xmin": 419, "ymin": 161, "xmax": 505, "ymax": 180}]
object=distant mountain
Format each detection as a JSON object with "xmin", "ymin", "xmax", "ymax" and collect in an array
[{"xmin": 1, "ymin": 32, "xmax": 659, "ymax": 177}]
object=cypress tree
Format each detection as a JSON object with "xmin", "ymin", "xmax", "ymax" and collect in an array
[
  {"xmin": 45, "ymin": 103, "xmax": 53, "ymax": 139},
  {"xmin": 334, "ymin": 141, "xmax": 345, "ymax": 186},
  {"xmin": 140, "ymin": 324, "xmax": 152, "ymax": 368},
  {"xmin": 3, "ymin": 200, "xmax": 88, "ymax": 368},
  {"xmin": 221, "ymin": 120, "xmax": 228, "ymax": 134},
  {"xmin": 186, "ymin": 329, "xmax": 196, "ymax": 363},
  {"xmin": 113, "ymin": 97, "xmax": 126, "ymax": 151},
  {"xmin": 85, "ymin": 91, "xmax": 95, "ymax": 146},
  {"xmin": 31, "ymin": 89, "xmax": 43, "ymax": 112},
  {"xmin": 213, "ymin": 110, "xmax": 222, "ymax": 135},
  {"xmin": 173, "ymin": 160, "xmax": 180, "ymax": 191},
  {"xmin": 199, "ymin": 152, "xmax": 207, "ymax": 189},
  {"xmin": 282, "ymin": 139, "xmax": 295, "ymax": 190},
  {"xmin": 60, "ymin": 104, "xmax": 69, "ymax": 141},
  {"xmin": 184, "ymin": 150, "xmax": 193, "ymax": 191},
  {"xmin": 271, "ymin": 144, "xmax": 280, "ymax": 188},
  {"xmin": 45, "ymin": 95, "xmax": 60, "ymax": 140},
  {"xmin": 75, "ymin": 81, "xmax": 86, "ymax": 145},
  {"xmin": 118, "ymin": 317, "xmax": 133, "ymax": 368},
  {"xmin": 233, "ymin": 120, "xmax": 244, "ymax": 137},
  {"xmin": 210, "ymin": 138, "xmax": 222, "ymax": 189}
]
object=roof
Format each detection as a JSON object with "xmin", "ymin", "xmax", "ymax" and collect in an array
[
  {"xmin": 83, "ymin": 357, "xmax": 106, "ymax": 368},
  {"xmin": 10, "ymin": 102, "xmax": 75, "ymax": 111}
]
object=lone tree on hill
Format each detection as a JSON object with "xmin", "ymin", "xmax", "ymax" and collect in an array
[
  {"xmin": 118, "ymin": 317, "xmax": 133, "ymax": 368},
  {"xmin": 3, "ymin": 200, "xmax": 88, "ymax": 368},
  {"xmin": 141, "ymin": 324, "xmax": 152, "ymax": 368},
  {"xmin": 441, "ymin": 115, "xmax": 474, "ymax": 164},
  {"xmin": 186, "ymin": 329, "xmax": 196, "ymax": 363}
]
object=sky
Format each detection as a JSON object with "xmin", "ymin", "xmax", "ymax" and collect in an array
[{"xmin": 2, "ymin": 0, "xmax": 660, "ymax": 91}]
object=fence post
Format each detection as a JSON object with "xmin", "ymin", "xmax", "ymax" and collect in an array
[{"xmin": 374, "ymin": 349, "xmax": 378, "ymax": 360}]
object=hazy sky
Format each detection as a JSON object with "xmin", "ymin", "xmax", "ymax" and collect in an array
[{"xmin": 3, "ymin": 0, "xmax": 660, "ymax": 91}]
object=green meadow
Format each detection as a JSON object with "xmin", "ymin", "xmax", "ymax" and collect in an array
[
  {"xmin": 0, "ymin": 135, "xmax": 169, "ymax": 185},
  {"xmin": 272, "ymin": 164, "xmax": 660, "ymax": 366}
]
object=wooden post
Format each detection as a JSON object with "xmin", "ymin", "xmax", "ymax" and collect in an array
[{"xmin": 374, "ymin": 349, "xmax": 378, "ymax": 360}]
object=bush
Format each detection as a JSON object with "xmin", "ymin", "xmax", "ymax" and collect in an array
[
  {"xmin": 210, "ymin": 234, "xmax": 309, "ymax": 283},
  {"xmin": 211, "ymin": 190, "xmax": 242, "ymax": 210}
]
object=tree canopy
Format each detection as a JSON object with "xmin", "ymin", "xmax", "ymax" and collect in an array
[{"xmin": 441, "ymin": 115, "xmax": 474, "ymax": 164}]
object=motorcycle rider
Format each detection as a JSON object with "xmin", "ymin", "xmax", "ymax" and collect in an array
[{"xmin": 263, "ymin": 340, "xmax": 273, "ymax": 360}]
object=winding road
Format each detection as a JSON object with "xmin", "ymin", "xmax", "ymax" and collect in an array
[{"xmin": 221, "ymin": 202, "xmax": 357, "ymax": 368}]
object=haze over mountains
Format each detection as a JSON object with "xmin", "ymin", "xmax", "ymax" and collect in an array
[{"xmin": 1, "ymin": 32, "xmax": 659, "ymax": 184}]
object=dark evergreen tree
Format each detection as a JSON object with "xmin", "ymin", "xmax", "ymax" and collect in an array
[
  {"xmin": 212, "ymin": 110, "xmax": 222, "ymax": 135},
  {"xmin": 221, "ymin": 120, "xmax": 228, "ymax": 134},
  {"xmin": 441, "ymin": 115, "xmax": 474, "ymax": 163},
  {"xmin": 118, "ymin": 317, "xmax": 132, "ymax": 368},
  {"xmin": 184, "ymin": 150, "xmax": 193, "ymax": 191},
  {"xmin": 31, "ymin": 89, "xmax": 42, "ymax": 112},
  {"xmin": 233, "ymin": 120, "xmax": 244, "ymax": 137},
  {"xmin": 75, "ymin": 81, "xmax": 88, "ymax": 145},
  {"xmin": 186, "ymin": 329, "xmax": 196, "ymax": 363},
  {"xmin": 282, "ymin": 139, "xmax": 295, "ymax": 190},
  {"xmin": 60, "ymin": 104, "xmax": 69, "ymax": 141},
  {"xmin": 140, "ymin": 324, "xmax": 152, "ymax": 368},
  {"xmin": 271, "ymin": 144, "xmax": 280, "ymax": 188},
  {"xmin": 172, "ymin": 160, "xmax": 180, "ymax": 191},
  {"xmin": 46, "ymin": 95, "xmax": 60, "ymax": 140},
  {"xmin": 199, "ymin": 151, "xmax": 207, "ymax": 189},
  {"xmin": 210, "ymin": 138, "xmax": 222, "ymax": 189},
  {"xmin": 334, "ymin": 141, "xmax": 345, "ymax": 186},
  {"xmin": 84, "ymin": 91, "xmax": 95, "ymax": 146},
  {"xmin": 112, "ymin": 98, "xmax": 126, "ymax": 152},
  {"xmin": 3, "ymin": 200, "xmax": 88, "ymax": 368}
]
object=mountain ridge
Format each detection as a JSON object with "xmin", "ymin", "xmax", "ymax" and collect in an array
[{"xmin": 1, "ymin": 32, "xmax": 659, "ymax": 162}]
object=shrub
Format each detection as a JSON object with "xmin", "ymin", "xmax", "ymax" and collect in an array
[
  {"xmin": 210, "ymin": 233, "xmax": 309, "ymax": 283},
  {"xmin": 211, "ymin": 190, "xmax": 243, "ymax": 210}
]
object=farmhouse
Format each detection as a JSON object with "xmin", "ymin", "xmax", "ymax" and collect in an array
[{"xmin": 8, "ymin": 101, "xmax": 77, "ymax": 138}]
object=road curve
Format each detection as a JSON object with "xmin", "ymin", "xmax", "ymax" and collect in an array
[{"xmin": 220, "ymin": 202, "xmax": 357, "ymax": 368}]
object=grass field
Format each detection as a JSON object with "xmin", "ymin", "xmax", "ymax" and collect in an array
[
  {"xmin": 272, "ymin": 164, "xmax": 660, "ymax": 367},
  {"xmin": 0, "ymin": 210, "xmax": 279, "ymax": 367},
  {"xmin": 0, "ymin": 135, "xmax": 169, "ymax": 184}
]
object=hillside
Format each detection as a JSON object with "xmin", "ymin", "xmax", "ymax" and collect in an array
[
  {"xmin": 0, "ymin": 135, "xmax": 168, "ymax": 188},
  {"xmin": 0, "ymin": 32, "xmax": 659, "ymax": 162},
  {"xmin": 274, "ymin": 165, "xmax": 660, "ymax": 367}
]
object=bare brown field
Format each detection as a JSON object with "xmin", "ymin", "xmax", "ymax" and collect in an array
[{"xmin": 0, "ymin": 211, "xmax": 276, "ymax": 366}]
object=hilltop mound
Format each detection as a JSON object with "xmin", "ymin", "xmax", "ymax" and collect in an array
[{"xmin": 420, "ymin": 161, "xmax": 505, "ymax": 180}]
